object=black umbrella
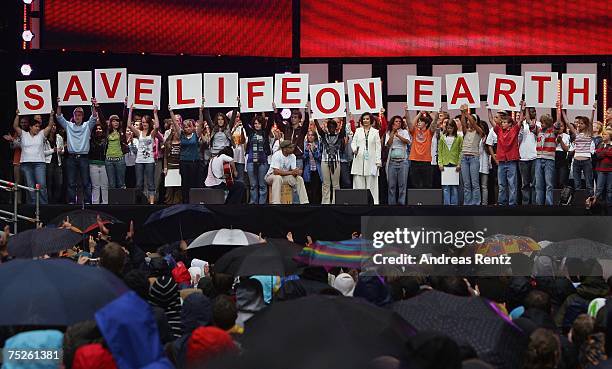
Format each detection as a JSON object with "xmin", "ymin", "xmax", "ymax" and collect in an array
[
  {"xmin": 49, "ymin": 209, "xmax": 122, "ymax": 233},
  {"xmin": 8, "ymin": 227, "xmax": 83, "ymax": 258},
  {"xmin": 233, "ymin": 295, "xmax": 414, "ymax": 369},
  {"xmin": 141, "ymin": 204, "xmax": 219, "ymax": 244},
  {"xmin": 391, "ymin": 290, "xmax": 527, "ymax": 369},
  {"xmin": 214, "ymin": 238, "xmax": 303, "ymax": 276},
  {"xmin": 0, "ymin": 259, "xmax": 128, "ymax": 325},
  {"xmin": 539, "ymin": 238, "xmax": 612, "ymax": 259}
]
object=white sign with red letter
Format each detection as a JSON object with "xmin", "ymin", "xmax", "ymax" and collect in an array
[
  {"xmin": 309, "ymin": 82, "xmax": 346, "ymax": 119},
  {"xmin": 16, "ymin": 80, "xmax": 53, "ymax": 115},
  {"xmin": 445, "ymin": 73, "xmax": 480, "ymax": 109},
  {"xmin": 274, "ymin": 73, "xmax": 308, "ymax": 108},
  {"xmin": 203, "ymin": 73, "xmax": 239, "ymax": 108},
  {"xmin": 406, "ymin": 76, "xmax": 442, "ymax": 110},
  {"xmin": 486, "ymin": 73, "xmax": 524, "ymax": 111},
  {"xmin": 168, "ymin": 73, "xmax": 202, "ymax": 110},
  {"xmin": 562, "ymin": 74, "xmax": 596, "ymax": 110},
  {"xmin": 346, "ymin": 78, "xmax": 382, "ymax": 115},
  {"xmin": 94, "ymin": 68, "xmax": 127, "ymax": 103},
  {"xmin": 58, "ymin": 71, "xmax": 92, "ymax": 106},
  {"xmin": 239, "ymin": 77, "xmax": 274, "ymax": 113},
  {"xmin": 524, "ymin": 72, "xmax": 558, "ymax": 108},
  {"xmin": 127, "ymin": 74, "xmax": 161, "ymax": 110}
]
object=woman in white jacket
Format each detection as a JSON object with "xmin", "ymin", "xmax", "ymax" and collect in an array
[
  {"xmin": 44, "ymin": 125, "xmax": 64, "ymax": 203},
  {"xmin": 351, "ymin": 112, "xmax": 381, "ymax": 204}
]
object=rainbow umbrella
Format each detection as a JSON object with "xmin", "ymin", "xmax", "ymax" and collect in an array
[
  {"xmin": 475, "ymin": 234, "xmax": 540, "ymax": 257},
  {"xmin": 294, "ymin": 239, "xmax": 372, "ymax": 269}
]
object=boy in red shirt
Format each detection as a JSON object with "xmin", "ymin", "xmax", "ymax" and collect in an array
[{"xmin": 489, "ymin": 103, "xmax": 524, "ymax": 206}]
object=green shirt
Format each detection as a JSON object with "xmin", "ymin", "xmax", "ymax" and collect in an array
[
  {"xmin": 106, "ymin": 131, "xmax": 123, "ymax": 159},
  {"xmin": 437, "ymin": 134, "xmax": 463, "ymax": 166}
]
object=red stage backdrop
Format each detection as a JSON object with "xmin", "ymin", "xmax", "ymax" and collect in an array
[
  {"xmin": 301, "ymin": 0, "xmax": 612, "ymax": 57},
  {"xmin": 43, "ymin": 0, "xmax": 292, "ymax": 57}
]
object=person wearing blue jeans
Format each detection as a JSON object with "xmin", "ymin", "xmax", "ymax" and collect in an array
[
  {"xmin": 20, "ymin": 162, "xmax": 48, "ymax": 204},
  {"xmin": 12, "ymin": 110, "xmax": 54, "ymax": 204},
  {"xmin": 384, "ymin": 116, "xmax": 410, "ymax": 205},
  {"xmin": 535, "ymin": 159, "xmax": 555, "ymax": 205},
  {"xmin": 533, "ymin": 114, "xmax": 558, "ymax": 206},
  {"xmin": 461, "ymin": 155, "xmax": 481, "ymax": 205},
  {"xmin": 387, "ymin": 160, "xmax": 408, "ymax": 205},
  {"xmin": 498, "ymin": 161, "xmax": 518, "ymax": 206},
  {"xmin": 572, "ymin": 159, "xmax": 594, "ymax": 197},
  {"xmin": 247, "ymin": 162, "xmax": 269, "ymax": 204},
  {"xmin": 594, "ymin": 129, "xmax": 612, "ymax": 206},
  {"xmin": 106, "ymin": 157, "xmax": 126, "ymax": 189},
  {"xmin": 56, "ymin": 98, "xmax": 98, "ymax": 204},
  {"xmin": 459, "ymin": 106, "xmax": 484, "ymax": 205}
]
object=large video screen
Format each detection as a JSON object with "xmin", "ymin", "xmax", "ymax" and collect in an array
[
  {"xmin": 301, "ymin": 0, "xmax": 612, "ymax": 57},
  {"xmin": 43, "ymin": 0, "xmax": 292, "ymax": 57}
]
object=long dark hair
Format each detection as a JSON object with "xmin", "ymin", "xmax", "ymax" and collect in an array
[
  {"xmin": 388, "ymin": 115, "xmax": 404, "ymax": 132},
  {"xmin": 141, "ymin": 115, "xmax": 153, "ymax": 136}
]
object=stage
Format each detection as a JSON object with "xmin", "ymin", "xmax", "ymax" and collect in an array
[{"xmin": 0, "ymin": 204, "xmax": 599, "ymax": 247}]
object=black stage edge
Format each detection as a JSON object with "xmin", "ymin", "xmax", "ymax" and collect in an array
[{"xmin": 0, "ymin": 204, "xmax": 599, "ymax": 247}]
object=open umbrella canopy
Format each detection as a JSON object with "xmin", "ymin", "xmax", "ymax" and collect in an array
[
  {"xmin": 187, "ymin": 228, "xmax": 262, "ymax": 262},
  {"xmin": 141, "ymin": 204, "xmax": 219, "ymax": 244},
  {"xmin": 0, "ymin": 259, "xmax": 128, "ymax": 326},
  {"xmin": 49, "ymin": 209, "xmax": 122, "ymax": 233},
  {"xmin": 539, "ymin": 238, "xmax": 612, "ymax": 259},
  {"xmin": 293, "ymin": 239, "xmax": 372, "ymax": 269},
  {"xmin": 188, "ymin": 228, "xmax": 261, "ymax": 248},
  {"xmin": 475, "ymin": 234, "xmax": 540, "ymax": 257},
  {"xmin": 391, "ymin": 290, "xmax": 527, "ymax": 369},
  {"xmin": 214, "ymin": 238, "xmax": 303, "ymax": 276},
  {"xmin": 233, "ymin": 295, "xmax": 414, "ymax": 369},
  {"xmin": 8, "ymin": 227, "xmax": 83, "ymax": 258}
]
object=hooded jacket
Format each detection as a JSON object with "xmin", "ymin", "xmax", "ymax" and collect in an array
[
  {"xmin": 555, "ymin": 276, "xmax": 609, "ymax": 330},
  {"xmin": 235, "ymin": 279, "xmax": 266, "ymax": 328},
  {"xmin": 171, "ymin": 293, "xmax": 213, "ymax": 369},
  {"xmin": 148, "ymin": 275, "xmax": 183, "ymax": 339},
  {"xmin": 95, "ymin": 291, "xmax": 174, "ymax": 369},
  {"xmin": 72, "ymin": 343, "xmax": 117, "ymax": 369},
  {"xmin": 354, "ymin": 275, "xmax": 393, "ymax": 307}
]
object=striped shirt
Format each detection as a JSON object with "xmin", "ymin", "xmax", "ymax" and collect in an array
[
  {"xmin": 148, "ymin": 275, "xmax": 183, "ymax": 339},
  {"xmin": 536, "ymin": 128, "xmax": 556, "ymax": 160},
  {"xmin": 574, "ymin": 133, "xmax": 592, "ymax": 159}
]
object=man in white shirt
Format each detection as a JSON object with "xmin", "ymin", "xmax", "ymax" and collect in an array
[
  {"xmin": 518, "ymin": 107, "xmax": 540, "ymax": 204},
  {"xmin": 204, "ymin": 147, "xmax": 246, "ymax": 204},
  {"xmin": 265, "ymin": 140, "xmax": 309, "ymax": 204}
]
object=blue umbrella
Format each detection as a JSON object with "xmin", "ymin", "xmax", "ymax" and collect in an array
[
  {"xmin": 141, "ymin": 204, "xmax": 219, "ymax": 244},
  {"xmin": 0, "ymin": 259, "xmax": 128, "ymax": 326},
  {"xmin": 8, "ymin": 227, "xmax": 83, "ymax": 258}
]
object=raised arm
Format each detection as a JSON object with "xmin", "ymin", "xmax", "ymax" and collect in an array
[
  {"xmin": 168, "ymin": 104, "xmax": 182, "ymax": 136},
  {"xmin": 487, "ymin": 105, "xmax": 497, "ymax": 128},
  {"xmin": 228, "ymin": 105, "xmax": 238, "ymax": 130},
  {"xmin": 405, "ymin": 107, "xmax": 414, "ymax": 131},
  {"xmin": 515, "ymin": 100, "xmax": 526, "ymax": 127},
  {"xmin": 55, "ymin": 97, "xmax": 68, "ymax": 129},
  {"xmin": 126, "ymin": 104, "xmax": 140, "ymax": 136},
  {"xmin": 429, "ymin": 111, "xmax": 439, "ymax": 133},
  {"xmin": 591, "ymin": 100, "xmax": 597, "ymax": 126},
  {"xmin": 12, "ymin": 110, "xmax": 22, "ymax": 137},
  {"xmin": 564, "ymin": 108, "xmax": 577, "ymax": 136},
  {"xmin": 151, "ymin": 106, "xmax": 160, "ymax": 137},
  {"xmin": 460, "ymin": 104, "xmax": 469, "ymax": 134},
  {"xmin": 313, "ymin": 118, "xmax": 325, "ymax": 137},
  {"xmin": 378, "ymin": 108, "xmax": 388, "ymax": 138},
  {"xmin": 42, "ymin": 110, "xmax": 55, "ymax": 137}
]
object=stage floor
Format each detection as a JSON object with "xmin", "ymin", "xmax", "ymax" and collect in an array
[{"xmin": 0, "ymin": 204, "xmax": 599, "ymax": 246}]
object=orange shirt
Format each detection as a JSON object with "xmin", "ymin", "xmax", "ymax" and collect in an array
[{"xmin": 409, "ymin": 128, "xmax": 433, "ymax": 162}]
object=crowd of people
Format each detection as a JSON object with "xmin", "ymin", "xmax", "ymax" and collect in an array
[
  {"xmin": 2, "ymin": 220, "xmax": 612, "ymax": 369},
  {"xmin": 3, "ymin": 97, "xmax": 612, "ymax": 207}
]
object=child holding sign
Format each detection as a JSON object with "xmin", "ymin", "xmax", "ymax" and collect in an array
[{"xmin": 488, "ymin": 102, "xmax": 525, "ymax": 206}]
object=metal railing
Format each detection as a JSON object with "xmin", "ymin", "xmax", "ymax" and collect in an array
[{"xmin": 0, "ymin": 179, "xmax": 41, "ymax": 233}]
